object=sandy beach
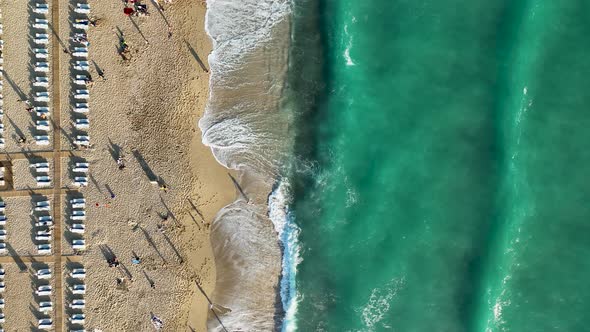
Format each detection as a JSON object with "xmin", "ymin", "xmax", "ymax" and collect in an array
[{"xmin": 0, "ymin": 0, "xmax": 234, "ymax": 330}]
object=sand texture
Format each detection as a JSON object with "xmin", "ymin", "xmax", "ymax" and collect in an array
[{"xmin": 0, "ymin": 0, "xmax": 233, "ymax": 330}]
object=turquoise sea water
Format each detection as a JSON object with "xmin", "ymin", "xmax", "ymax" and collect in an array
[{"xmin": 287, "ymin": 1, "xmax": 590, "ymax": 331}]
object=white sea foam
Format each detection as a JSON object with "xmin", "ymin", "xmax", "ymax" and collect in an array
[
  {"xmin": 343, "ymin": 23, "xmax": 356, "ymax": 66},
  {"xmin": 358, "ymin": 278, "xmax": 405, "ymax": 331},
  {"xmin": 269, "ymin": 181, "xmax": 303, "ymax": 332}
]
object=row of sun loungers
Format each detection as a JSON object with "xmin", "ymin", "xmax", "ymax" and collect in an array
[
  {"xmin": 34, "ymin": 265, "xmax": 52, "ymax": 330},
  {"xmin": 31, "ymin": 161, "xmax": 52, "ymax": 186},
  {"xmin": 69, "ymin": 197, "xmax": 86, "ymax": 251},
  {"xmin": 32, "ymin": 1, "xmax": 52, "ymax": 147},
  {"xmin": 0, "ymin": 8, "xmax": 5, "ymax": 150},
  {"xmin": 68, "ymin": 263, "xmax": 87, "ymax": 329},
  {"xmin": 71, "ymin": 3, "xmax": 91, "ymax": 153},
  {"xmin": 0, "ymin": 201, "xmax": 6, "ymax": 257},
  {"xmin": 68, "ymin": 8, "xmax": 90, "ymax": 327},
  {"xmin": 33, "ymin": 198, "xmax": 52, "ymax": 255}
]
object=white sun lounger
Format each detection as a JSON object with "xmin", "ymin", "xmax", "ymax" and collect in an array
[
  {"xmin": 35, "ymin": 221, "xmax": 53, "ymax": 227},
  {"xmin": 36, "ymin": 285, "xmax": 52, "ymax": 296},
  {"xmin": 73, "ymin": 103, "xmax": 89, "ymax": 113},
  {"xmin": 35, "ymin": 200, "xmax": 50, "ymax": 208},
  {"xmin": 74, "ymin": 89, "xmax": 89, "ymax": 99},
  {"xmin": 35, "ymin": 244, "xmax": 51, "ymax": 255},
  {"xmin": 35, "ymin": 106, "xmax": 50, "ymax": 116},
  {"xmin": 38, "ymin": 319, "xmax": 53, "ymax": 330},
  {"xmin": 36, "ymin": 234, "xmax": 52, "ymax": 242},
  {"xmin": 0, "ymin": 313, "xmax": 4, "ymax": 323},
  {"xmin": 74, "ymin": 162, "xmax": 89, "ymax": 170},
  {"xmin": 69, "ymin": 313, "xmax": 85, "ymax": 325},
  {"xmin": 0, "ymin": 215, "xmax": 6, "ymax": 226},
  {"xmin": 74, "ymin": 135, "xmax": 90, "ymax": 146},
  {"xmin": 35, "ymin": 136, "xmax": 51, "ymax": 146},
  {"xmin": 0, "ymin": 230, "xmax": 7, "ymax": 241},
  {"xmin": 37, "ymin": 229, "xmax": 52, "ymax": 236},
  {"xmin": 0, "ymin": 201, "xmax": 5, "ymax": 210},
  {"xmin": 71, "ymin": 210, "xmax": 86, "ymax": 220},
  {"xmin": 72, "ymin": 47, "xmax": 88, "ymax": 58},
  {"xmin": 69, "ymin": 224, "xmax": 85, "ymax": 234},
  {"xmin": 75, "ymin": 3, "xmax": 91, "ymax": 13},
  {"xmin": 73, "ymin": 75, "xmax": 89, "ymax": 85},
  {"xmin": 39, "ymin": 301, "xmax": 53, "ymax": 312},
  {"xmin": 37, "ymin": 176, "xmax": 51, "ymax": 187},
  {"xmin": 74, "ymin": 118, "xmax": 90, "ymax": 129},
  {"xmin": 73, "ymin": 19, "xmax": 89, "ymax": 30},
  {"xmin": 36, "ymin": 120, "xmax": 51, "ymax": 131},
  {"xmin": 34, "ymin": 92, "xmax": 50, "ymax": 102},
  {"xmin": 34, "ymin": 62, "xmax": 50, "ymax": 72},
  {"xmin": 73, "ymin": 60, "xmax": 89, "ymax": 71},
  {"xmin": 0, "ymin": 298, "xmax": 5, "ymax": 309},
  {"xmin": 36, "ymin": 269, "xmax": 51, "ymax": 280},
  {"xmin": 34, "ymin": 76, "xmax": 50, "ymax": 87},
  {"xmin": 0, "ymin": 269, "xmax": 5, "ymax": 279},
  {"xmin": 70, "ymin": 284, "xmax": 86, "ymax": 294},
  {"xmin": 69, "ymin": 299, "xmax": 85, "ymax": 309},
  {"xmin": 33, "ymin": 18, "xmax": 49, "ymax": 29},
  {"xmin": 35, "ymin": 175, "xmax": 51, "ymax": 187},
  {"xmin": 74, "ymin": 176, "xmax": 88, "ymax": 187},
  {"xmin": 73, "ymin": 165, "xmax": 89, "ymax": 173},
  {"xmin": 0, "ymin": 282, "xmax": 5, "ymax": 293},
  {"xmin": 35, "ymin": 198, "xmax": 51, "ymax": 207},
  {"xmin": 39, "ymin": 215, "xmax": 52, "ymax": 222},
  {"xmin": 34, "ymin": 33, "xmax": 49, "ymax": 45},
  {"xmin": 38, "ymin": 244, "xmax": 52, "ymax": 254},
  {"xmin": 0, "ymin": 243, "xmax": 6, "ymax": 253},
  {"xmin": 70, "ymin": 198, "xmax": 85, "ymax": 207},
  {"xmin": 34, "ymin": 3, "xmax": 49, "ymax": 14},
  {"xmin": 70, "ymin": 267, "xmax": 86, "ymax": 278},
  {"xmin": 34, "ymin": 48, "xmax": 49, "ymax": 59},
  {"xmin": 71, "ymin": 240, "xmax": 86, "ymax": 250},
  {"xmin": 31, "ymin": 162, "xmax": 50, "ymax": 172}
]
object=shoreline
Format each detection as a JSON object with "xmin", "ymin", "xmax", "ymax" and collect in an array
[{"xmin": 199, "ymin": 0, "xmax": 293, "ymax": 330}]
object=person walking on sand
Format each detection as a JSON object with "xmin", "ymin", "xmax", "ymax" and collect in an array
[
  {"xmin": 117, "ymin": 156, "xmax": 125, "ymax": 169},
  {"xmin": 98, "ymin": 69, "xmax": 106, "ymax": 80}
]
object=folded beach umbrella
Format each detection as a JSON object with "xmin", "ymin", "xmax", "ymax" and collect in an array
[{"xmin": 124, "ymin": 7, "xmax": 134, "ymax": 16}]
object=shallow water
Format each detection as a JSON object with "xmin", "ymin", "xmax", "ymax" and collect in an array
[{"xmin": 288, "ymin": 1, "xmax": 590, "ymax": 331}]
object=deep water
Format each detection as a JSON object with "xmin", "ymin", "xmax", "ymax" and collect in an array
[{"xmin": 288, "ymin": 1, "xmax": 590, "ymax": 331}]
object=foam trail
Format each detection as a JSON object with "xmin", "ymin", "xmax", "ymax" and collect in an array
[{"xmin": 269, "ymin": 181, "xmax": 302, "ymax": 332}]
